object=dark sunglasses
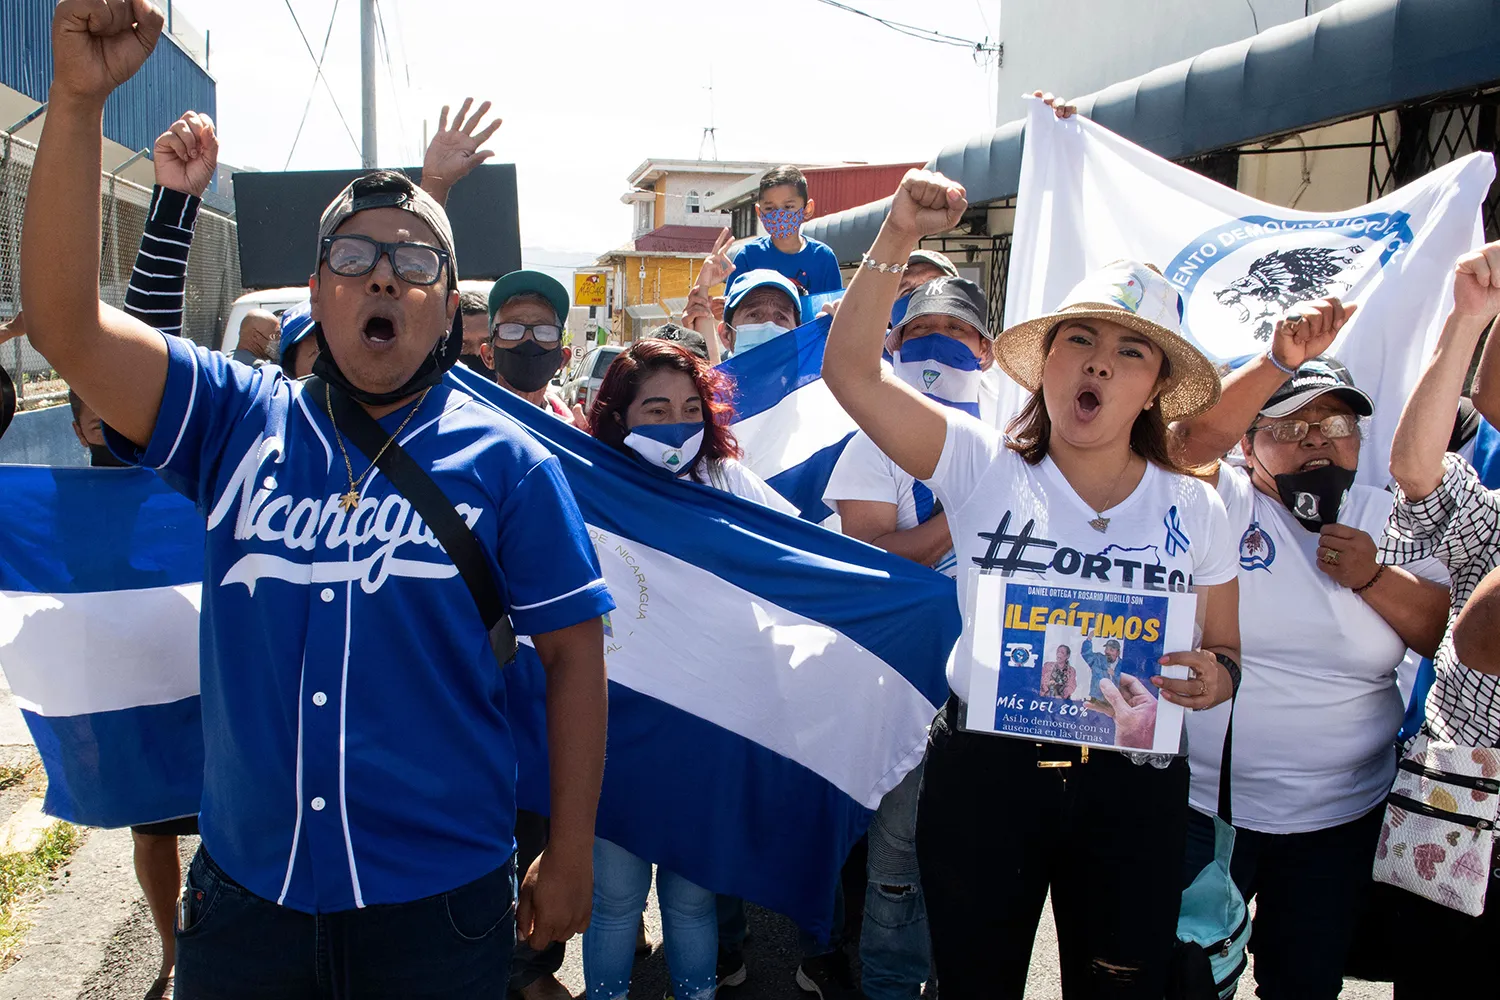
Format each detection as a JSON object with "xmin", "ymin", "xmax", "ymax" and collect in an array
[
  {"xmin": 320, "ymin": 235, "xmax": 449, "ymax": 286},
  {"xmin": 491, "ymin": 322, "xmax": 562, "ymax": 346}
]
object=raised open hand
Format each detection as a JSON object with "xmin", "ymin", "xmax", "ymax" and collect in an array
[
  {"xmin": 52, "ymin": 0, "xmax": 164, "ymax": 105},
  {"xmin": 697, "ymin": 229, "xmax": 735, "ymax": 289},
  {"xmin": 153, "ymin": 111, "xmax": 218, "ymax": 198},
  {"xmin": 886, "ymin": 169, "xmax": 967, "ymax": 242},
  {"xmin": 421, "ymin": 98, "xmax": 502, "ymax": 203}
]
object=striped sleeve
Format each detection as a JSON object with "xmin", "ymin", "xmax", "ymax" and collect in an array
[{"xmin": 123, "ymin": 186, "xmax": 201, "ymax": 336}]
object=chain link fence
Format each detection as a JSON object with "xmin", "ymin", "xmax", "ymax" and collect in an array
[{"xmin": 0, "ymin": 130, "xmax": 242, "ymax": 410}]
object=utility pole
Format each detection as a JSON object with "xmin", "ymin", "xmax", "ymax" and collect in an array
[{"xmin": 360, "ymin": 0, "xmax": 377, "ymax": 168}]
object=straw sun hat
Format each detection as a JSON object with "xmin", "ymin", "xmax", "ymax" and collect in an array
[{"xmin": 995, "ymin": 261, "xmax": 1222, "ymax": 421}]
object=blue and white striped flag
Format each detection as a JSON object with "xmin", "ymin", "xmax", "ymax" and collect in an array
[
  {"xmin": 0, "ymin": 466, "xmax": 205, "ymax": 828},
  {"xmin": 0, "ymin": 368, "xmax": 959, "ymax": 938},
  {"xmin": 719, "ymin": 315, "xmax": 856, "ymax": 524}
]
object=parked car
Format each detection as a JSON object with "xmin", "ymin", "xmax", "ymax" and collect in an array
[
  {"xmin": 219, "ymin": 287, "xmax": 311, "ymax": 355},
  {"xmin": 560, "ymin": 344, "xmax": 624, "ymax": 412}
]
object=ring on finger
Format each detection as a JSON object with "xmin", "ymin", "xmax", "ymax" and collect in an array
[{"xmin": 1320, "ymin": 549, "xmax": 1340, "ymax": 565}]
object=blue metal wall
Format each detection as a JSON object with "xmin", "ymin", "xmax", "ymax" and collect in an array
[{"xmin": 0, "ymin": 0, "xmax": 217, "ymax": 155}]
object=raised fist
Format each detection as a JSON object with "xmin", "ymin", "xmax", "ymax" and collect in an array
[
  {"xmin": 51, "ymin": 0, "xmax": 165, "ymax": 104},
  {"xmin": 1452, "ymin": 242, "xmax": 1500, "ymax": 322},
  {"xmin": 153, "ymin": 111, "xmax": 218, "ymax": 198},
  {"xmin": 886, "ymin": 169, "xmax": 967, "ymax": 242},
  {"xmin": 1270, "ymin": 297, "xmax": 1358, "ymax": 371}
]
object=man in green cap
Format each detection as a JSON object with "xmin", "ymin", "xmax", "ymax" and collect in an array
[{"xmin": 481, "ymin": 271, "xmax": 578, "ymax": 422}]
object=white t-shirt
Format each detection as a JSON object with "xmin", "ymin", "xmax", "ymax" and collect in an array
[
  {"xmin": 693, "ymin": 458, "xmax": 798, "ymax": 515},
  {"xmin": 822, "ymin": 431, "xmax": 958, "ymax": 576},
  {"xmin": 1186, "ymin": 465, "xmax": 1444, "ymax": 834},
  {"xmin": 928, "ymin": 411, "xmax": 1238, "ymax": 704}
]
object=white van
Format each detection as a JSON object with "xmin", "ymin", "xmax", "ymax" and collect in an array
[{"xmin": 220, "ymin": 287, "xmax": 311, "ymax": 355}]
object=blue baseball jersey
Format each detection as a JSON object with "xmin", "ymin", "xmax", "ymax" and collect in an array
[
  {"xmin": 107, "ymin": 334, "xmax": 614, "ymax": 913},
  {"xmin": 728, "ymin": 236, "xmax": 844, "ymax": 295}
]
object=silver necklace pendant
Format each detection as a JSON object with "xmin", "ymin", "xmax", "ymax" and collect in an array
[{"xmin": 1089, "ymin": 516, "xmax": 1110, "ymax": 533}]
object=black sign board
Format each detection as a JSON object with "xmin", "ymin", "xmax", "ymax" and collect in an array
[{"xmin": 233, "ymin": 164, "xmax": 521, "ymax": 289}]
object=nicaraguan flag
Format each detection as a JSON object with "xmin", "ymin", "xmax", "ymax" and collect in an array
[
  {"xmin": 719, "ymin": 315, "xmax": 856, "ymax": 524},
  {"xmin": 0, "ymin": 466, "xmax": 205, "ymax": 828},
  {"xmin": 450, "ymin": 364, "xmax": 958, "ymax": 939},
  {"xmin": 891, "ymin": 335, "xmax": 984, "ymax": 418}
]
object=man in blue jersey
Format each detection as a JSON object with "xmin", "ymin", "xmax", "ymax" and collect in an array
[{"xmin": 21, "ymin": 4, "xmax": 613, "ymax": 996}]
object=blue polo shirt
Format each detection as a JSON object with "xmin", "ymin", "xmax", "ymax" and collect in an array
[
  {"xmin": 107, "ymin": 334, "xmax": 614, "ymax": 913},
  {"xmin": 728, "ymin": 236, "xmax": 844, "ymax": 294}
]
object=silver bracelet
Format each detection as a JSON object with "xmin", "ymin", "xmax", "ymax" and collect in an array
[
  {"xmin": 1266, "ymin": 351, "xmax": 1298, "ymax": 376},
  {"xmin": 861, "ymin": 252, "xmax": 908, "ymax": 274}
]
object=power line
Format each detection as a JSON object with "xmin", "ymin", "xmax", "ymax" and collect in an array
[
  {"xmin": 373, "ymin": 0, "xmax": 414, "ymax": 163},
  {"xmin": 284, "ymin": 0, "xmax": 343, "ymax": 169},
  {"xmin": 281, "ymin": 0, "xmax": 363, "ymax": 161},
  {"xmin": 809, "ymin": 0, "xmax": 999, "ymax": 53}
]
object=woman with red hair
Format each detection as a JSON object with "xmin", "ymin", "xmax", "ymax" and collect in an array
[
  {"xmin": 581, "ymin": 339, "xmax": 790, "ymax": 1000},
  {"xmin": 587, "ymin": 338, "xmax": 793, "ymax": 509}
]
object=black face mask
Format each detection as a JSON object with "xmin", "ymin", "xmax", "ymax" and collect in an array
[
  {"xmin": 1273, "ymin": 464, "xmax": 1356, "ymax": 532},
  {"xmin": 458, "ymin": 353, "xmax": 496, "ymax": 379},
  {"xmin": 492, "ymin": 340, "xmax": 563, "ymax": 393},
  {"xmin": 310, "ymin": 307, "xmax": 464, "ymax": 407},
  {"xmin": 89, "ymin": 443, "xmax": 130, "ymax": 468}
]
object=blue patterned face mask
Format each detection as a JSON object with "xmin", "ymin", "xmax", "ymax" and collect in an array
[
  {"xmin": 624, "ymin": 422, "xmax": 705, "ymax": 475},
  {"xmin": 892, "ymin": 334, "xmax": 982, "ymax": 417},
  {"xmin": 761, "ymin": 207, "xmax": 806, "ymax": 239}
]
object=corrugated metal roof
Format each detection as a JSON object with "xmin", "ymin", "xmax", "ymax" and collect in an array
[
  {"xmin": 804, "ymin": 0, "xmax": 1500, "ymax": 262},
  {"xmin": 805, "ymin": 163, "xmax": 925, "ymax": 217},
  {"xmin": 633, "ymin": 224, "xmax": 725, "ymax": 254},
  {"xmin": 1, "ymin": 0, "xmax": 217, "ymax": 155}
]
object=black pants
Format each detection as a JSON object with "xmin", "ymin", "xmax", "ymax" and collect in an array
[
  {"xmin": 915, "ymin": 699, "xmax": 1189, "ymax": 1000},
  {"xmin": 175, "ymin": 849, "xmax": 515, "ymax": 999},
  {"xmin": 1183, "ymin": 806, "xmax": 1383, "ymax": 999},
  {"xmin": 508, "ymin": 810, "xmax": 566, "ymax": 993}
]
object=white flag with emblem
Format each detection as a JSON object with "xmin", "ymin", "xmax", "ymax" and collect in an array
[{"xmin": 1005, "ymin": 97, "xmax": 1495, "ymax": 487}]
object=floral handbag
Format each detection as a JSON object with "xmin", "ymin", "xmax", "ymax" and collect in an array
[{"xmin": 1373, "ymin": 732, "xmax": 1500, "ymax": 917}]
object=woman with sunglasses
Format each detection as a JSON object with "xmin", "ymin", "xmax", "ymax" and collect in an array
[
  {"xmin": 1169, "ymin": 303, "xmax": 1450, "ymax": 999},
  {"xmin": 823, "ymin": 168, "xmax": 1242, "ymax": 998},
  {"xmin": 580, "ymin": 338, "xmax": 791, "ymax": 1000}
]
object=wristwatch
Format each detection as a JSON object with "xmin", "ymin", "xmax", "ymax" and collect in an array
[{"xmin": 1213, "ymin": 651, "xmax": 1242, "ymax": 696}]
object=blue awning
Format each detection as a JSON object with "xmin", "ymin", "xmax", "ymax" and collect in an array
[{"xmin": 805, "ymin": 0, "xmax": 1500, "ymax": 263}]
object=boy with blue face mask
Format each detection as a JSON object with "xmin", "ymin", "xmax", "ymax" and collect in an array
[
  {"xmin": 719, "ymin": 269, "xmax": 804, "ymax": 357},
  {"xmin": 725, "ymin": 166, "xmax": 843, "ymax": 295}
]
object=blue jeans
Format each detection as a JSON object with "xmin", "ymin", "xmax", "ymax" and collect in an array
[
  {"xmin": 175, "ymin": 848, "xmax": 515, "ymax": 999},
  {"xmin": 861, "ymin": 761, "xmax": 930, "ymax": 1000},
  {"xmin": 582, "ymin": 837, "xmax": 717, "ymax": 1000}
]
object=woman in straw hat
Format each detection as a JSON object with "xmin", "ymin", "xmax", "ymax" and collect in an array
[{"xmin": 823, "ymin": 168, "xmax": 1242, "ymax": 999}]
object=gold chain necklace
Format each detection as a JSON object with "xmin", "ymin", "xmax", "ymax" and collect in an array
[
  {"xmin": 1088, "ymin": 455, "xmax": 1136, "ymax": 533},
  {"xmin": 325, "ymin": 384, "xmax": 432, "ymax": 512}
]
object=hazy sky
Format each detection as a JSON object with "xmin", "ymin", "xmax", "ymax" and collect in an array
[{"xmin": 183, "ymin": 0, "xmax": 1003, "ymax": 255}]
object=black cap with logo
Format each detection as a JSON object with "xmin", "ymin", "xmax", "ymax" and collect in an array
[{"xmin": 1261, "ymin": 356, "xmax": 1374, "ymax": 419}]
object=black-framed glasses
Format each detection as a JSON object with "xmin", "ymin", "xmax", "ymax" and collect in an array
[
  {"xmin": 320, "ymin": 235, "xmax": 449, "ymax": 286},
  {"xmin": 491, "ymin": 322, "xmax": 562, "ymax": 346},
  {"xmin": 1251, "ymin": 413, "xmax": 1359, "ymax": 443}
]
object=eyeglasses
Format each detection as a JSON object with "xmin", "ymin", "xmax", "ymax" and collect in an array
[
  {"xmin": 1251, "ymin": 413, "xmax": 1359, "ymax": 443},
  {"xmin": 320, "ymin": 235, "xmax": 449, "ymax": 286},
  {"xmin": 491, "ymin": 322, "xmax": 562, "ymax": 345}
]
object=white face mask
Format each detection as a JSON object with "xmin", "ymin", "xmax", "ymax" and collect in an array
[
  {"xmin": 730, "ymin": 322, "xmax": 790, "ymax": 355},
  {"xmin": 623, "ymin": 422, "xmax": 706, "ymax": 475}
]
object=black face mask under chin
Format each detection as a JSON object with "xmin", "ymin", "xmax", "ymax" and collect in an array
[
  {"xmin": 458, "ymin": 354, "xmax": 496, "ymax": 379},
  {"xmin": 492, "ymin": 340, "xmax": 563, "ymax": 393},
  {"xmin": 88, "ymin": 443, "xmax": 129, "ymax": 468},
  {"xmin": 1270, "ymin": 463, "xmax": 1357, "ymax": 532},
  {"xmin": 310, "ymin": 308, "xmax": 464, "ymax": 407}
]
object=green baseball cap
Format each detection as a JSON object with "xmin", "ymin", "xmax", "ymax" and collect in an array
[{"xmin": 488, "ymin": 270, "xmax": 570, "ymax": 326}]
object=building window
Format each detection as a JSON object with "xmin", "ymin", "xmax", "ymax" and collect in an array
[
  {"xmin": 634, "ymin": 200, "xmax": 654, "ymax": 236},
  {"xmin": 686, "ymin": 190, "xmax": 701, "ymax": 214},
  {"xmin": 731, "ymin": 204, "xmax": 756, "ymax": 239}
]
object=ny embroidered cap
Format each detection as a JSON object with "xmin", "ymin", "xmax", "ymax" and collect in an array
[
  {"xmin": 725, "ymin": 269, "xmax": 804, "ymax": 325},
  {"xmin": 907, "ymin": 249, "xmax": 960, "ymax": 279},
  {"xmin": 1260, "ymin": 356, "xmax": 1374, "ymax": 419},
  {"xmin": 278, "ymin": 300, "xmax": 314, "ymax": 359},
  {"xmin": 487, "ymin": 270, "xmax": 571, "ymax": 327},
  {"xmin": 894, "ymin": 276, "xmax": 991, "ymax": 341},
  {"xmin": 995, "ymin": 260, "xmax": 1222, "ymax": 421}
]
